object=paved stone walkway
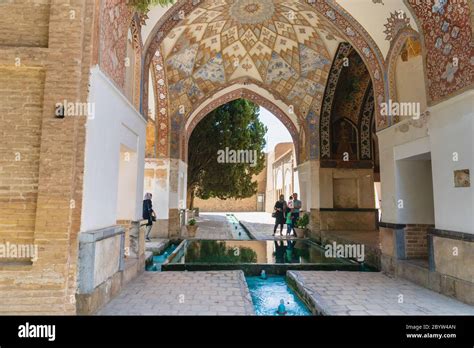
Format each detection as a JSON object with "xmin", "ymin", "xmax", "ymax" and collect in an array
[
  {"xmin": 193, "ymin": 213, "xmax": 234, "ymax": 239},
  {"xmin": 288, "ymin": 271, "xmax": 474, "ymax": 315},
  {"xmin": 145, "ymin": 238, "xmax": 169, "ymax": 253},
  {"xmin": 234, "ymin": 212, "xmax": 289, "ymax": 240},
  {"xmin": 98, "ymin": 271, "xmax": 255, "ymax": 315},
  {"xmin": 197, "ymin": 212, "xmax": 300, "ymax": 240}
]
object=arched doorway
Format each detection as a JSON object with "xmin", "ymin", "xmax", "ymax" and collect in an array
[{"xmin": 142, "ymin": 0, "xmax": 382, "ymax": 238}]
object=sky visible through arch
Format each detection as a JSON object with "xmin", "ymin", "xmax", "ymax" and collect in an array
[{"xmin": 258, "ymin": 107, "xmax": 292, "ymax": 153}]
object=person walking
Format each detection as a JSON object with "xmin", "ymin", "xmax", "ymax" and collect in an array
[
  {"xmin": 291, "ymin": 193, "xmax": 302, "ymax": 235},
  {"xmin": 272, "ymin": 194, "xmax": 287, "ymax": 236},
  {"xmin": 143, "ymin": 192, "xmax": 155, "ymax": 241}
]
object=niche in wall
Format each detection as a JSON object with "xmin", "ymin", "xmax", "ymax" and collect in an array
[{"xmin": 395, "ymin": 152, "xmax": 435, "ymax": 224}]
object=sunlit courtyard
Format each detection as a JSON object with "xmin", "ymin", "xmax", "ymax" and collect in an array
[{"xmin": 0, "ymin": 0, "xmax": 473, "ymax": 345}]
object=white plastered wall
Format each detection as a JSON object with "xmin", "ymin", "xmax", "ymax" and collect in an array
[
  {"xmin": 117, "ymin": 145, "xmax": 139, "ymax": 220},
  {"xmin": 378, "ymin": 90, "xmax": 474, "ymax": 234},
  {"xmin": 429, "ymin": 91, "xmax": 474, "ymax": 234},
  {"xmin": 297, "ymin": 160, "xmax": 320, "ymax": 212},
  {"xmin": 81, "ymin": 66, "xmax": 147, "ymax": 232}
]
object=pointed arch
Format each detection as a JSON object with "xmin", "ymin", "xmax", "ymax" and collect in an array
[
  {"xmin": 185, "ymin": 87, "xmax": 302, "ymax": 165},
  {"xmin": 141, "ymin": 0, "xmax": 389, "ymax": 132}
]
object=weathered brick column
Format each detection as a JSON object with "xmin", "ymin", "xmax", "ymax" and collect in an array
[{"xmin": 0, "ymin": 0, "xmax": 96, "ymax": 314}]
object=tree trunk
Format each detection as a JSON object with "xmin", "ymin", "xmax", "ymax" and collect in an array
[{"xmin": 187, "ymin": 188, "xmax": 195, "ymax": 210}]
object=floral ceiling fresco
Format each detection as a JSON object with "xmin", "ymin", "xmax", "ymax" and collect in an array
[
  {"xmin": 142, "ymin": 0, "xmax": 393, "ymax": 159},
  {"xmin": 162, "ymin": 0, "xmax": 342, "ymax": 123},
  {"xmin": 405, "ymin": 0, "xmax": 473, "ymax": 103},
  {"xmin": 139, "ymin": 0, "xmax": 472, "ymax": 162}
]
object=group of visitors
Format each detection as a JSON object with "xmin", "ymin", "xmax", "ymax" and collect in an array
[
  {"xmin": 143, "ymin": 191, "xmax": 302, "ymax": 240},
  {"xmin": 272, "ymin": 193, "xmax": 302, "ymax": 236}
]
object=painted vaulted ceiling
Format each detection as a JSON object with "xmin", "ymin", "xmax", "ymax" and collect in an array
[{"xmin": 160, "ymin": 0, "xmax": 346, "ymax": 120}]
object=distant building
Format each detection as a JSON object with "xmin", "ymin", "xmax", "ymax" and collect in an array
[{"xmin": 265, "ymin": 143, "xmax": 299, "ymax": 213}]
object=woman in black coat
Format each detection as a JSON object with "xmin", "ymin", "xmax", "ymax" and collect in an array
[
  {"xmin": 143, "ymin": 192, "xmax": 154, "ymax": 241},
  {"xmin": 272, "ymin": 194, "xmax": 287, "ymax": 236}
]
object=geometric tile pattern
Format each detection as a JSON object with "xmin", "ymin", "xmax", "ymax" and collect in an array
[
  {"xmin": 320, "ymin": 43, "xmax": 374, "ymax": 161},
  {"xmin": 332, "ymin": 49, "xmax": 372, "ymax": 130},
  {"xmin": 359, "ymin": 84, "xmax": 374, "ymax": 160},
  {"xmin": 320, "ymin": 43, "xmax": 353, "ymax": 159},
  {"xmin": 143, "ymin": 0, "xmax": 391, "ymax": 146},
  {"xmin": 162, "ymin": 0, "xmax": 338, "ymax": 123}
]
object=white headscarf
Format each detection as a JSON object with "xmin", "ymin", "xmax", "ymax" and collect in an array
[{"xmin": 144, "ymin": 192, "xmax": 152, "ymax": 200}]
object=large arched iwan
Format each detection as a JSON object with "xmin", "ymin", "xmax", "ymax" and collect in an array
[
  {"xmin": 140, "ymin": 0, "xmax": 389, "ymax": 131},
  {"xmin": 183, "ymin": 88, "xmax": 301, "ymax": 165}
]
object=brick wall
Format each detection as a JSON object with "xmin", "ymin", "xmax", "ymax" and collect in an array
[
  {"xmin": 194, "ymin": 195, "xmax": 258, "ymax": 212},
  {"xmin": 0, "ymin": 68, "xmax": 45, "ymax": 245},
  {"xmin": 0, "ymin": 0, "xmax": 51, "ymax": 47},
  {"xmin": 404, "ymin": 224, "xmax": 430, "ymax": 259},
  {"xmin": 0, "ymin": 0, "xmax": 96, "ymax": 314}
]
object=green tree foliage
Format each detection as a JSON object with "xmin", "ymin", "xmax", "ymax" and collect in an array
[{"xmin": 187, "ymin": 99, "xmax": 267, "ymax": 209}]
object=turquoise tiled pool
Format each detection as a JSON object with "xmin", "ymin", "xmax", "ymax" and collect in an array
[{"xmin": 246, "ymin": 275, "xmax": 311, "ymax": 316}]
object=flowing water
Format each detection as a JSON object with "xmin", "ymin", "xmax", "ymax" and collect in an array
[
  {"xmin": 146, "ymin": 244, "xmax": 178, "ymax": 272},
  {"xmin": 246, "ymin": 275, "xmax": 311, "ymax": 316}
]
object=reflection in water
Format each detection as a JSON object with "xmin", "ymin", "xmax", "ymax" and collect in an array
[
  {"xmin": 185, "ymin": 240, "xmax": 257, "ymax": 263},
  {"xmin": 178, "ymin": 240, "xmax": 349, "ymax": 265},
  {"xmin": 274, "ymin": 240, "xmax": 311, "ymax": 264}
]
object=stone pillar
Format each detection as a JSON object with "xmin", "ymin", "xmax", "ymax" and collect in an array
[
  {"xmin": 297, "ymin": 160, "xmax": 377, "ymax": 235},
  {"xmin": 143, "ymin": 157, "xmax": 187, "ymax": 238},
  {"xmin": 296, "ymin": 160, "xmax": 320, "ymax": 213},
  {"xmin": 297, "ymin": 160, "xmax": 322, "ymax": 240},
  {"xmin": 168, "ymin": 158, "xmax": 187, "ymax": 238}
]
